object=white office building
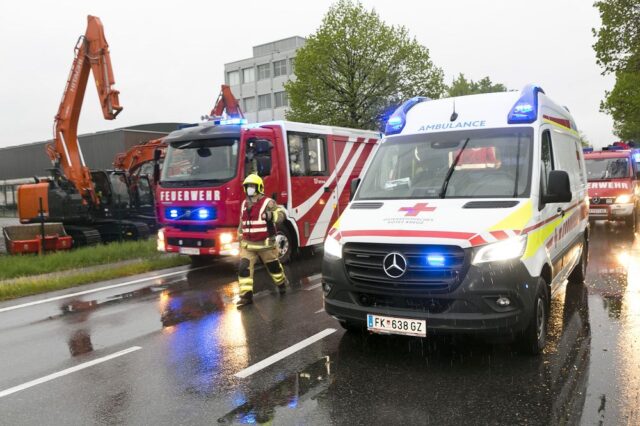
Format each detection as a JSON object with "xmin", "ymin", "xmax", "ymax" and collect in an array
[{"xmin": 224, "ymin": 36, "xmax": 306, "ymax": 122}]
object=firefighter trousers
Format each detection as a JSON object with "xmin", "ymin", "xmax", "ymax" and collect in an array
[{"xmin": 238, "ymin": 244, "xmax": 286, "ymax": 296}]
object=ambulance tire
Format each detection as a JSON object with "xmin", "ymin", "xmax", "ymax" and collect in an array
[
  {"xmin": 339, "ymin": 320, "xmax": 364, "ymax": 333},
  {"xmin": 276, "ymin": 225, "xmax": 295, "ymax": 264},
  {"xmin": 568, "ymin": 236, "xmax": 588, "ymax": 284},
  {"xmin": 517, "ymin": 278, "xmax": 549, "ymax": 355}
]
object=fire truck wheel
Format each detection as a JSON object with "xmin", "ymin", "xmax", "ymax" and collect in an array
[
  {"xmin": 275, "ymin": 225, "xmax": 295, "ymax": 264},
  {"xmin": 624, "ymin": 209, "xmax": 637, "ymax": 231}
]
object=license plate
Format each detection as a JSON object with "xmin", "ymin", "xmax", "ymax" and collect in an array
[
  {"xmin": 179, "ymin": 247, "xmax": 200, "ymax": 255},
  {"xmin": 367, "ymin": 314, "xmax": 426, "ymax": 337},
  {"xmin": 590, "ymin": 208, "xmax": 608, "ymax": 215}
]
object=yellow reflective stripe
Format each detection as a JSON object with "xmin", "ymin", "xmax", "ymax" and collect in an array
[
  {"xmin": 522, "ymin": 210, "xmax": 575, "ymax": 259},
  {"xmin": 543, "ymin": 119, "xmax": 579, "ymax": 137},
  {"xmin": 242, "ymin": 227, "xmax": 268, "ymax": 233},
  {"xmin": 489, "ymin": 200, "xmax": 533, "ymax": 232},
  {"xmin": 272, "ymin": 210, "xmax": 279, "ymax": 222}
]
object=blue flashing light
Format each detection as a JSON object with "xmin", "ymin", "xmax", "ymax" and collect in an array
[
  {"xmin": 165, "ymin": 207, "xmax": 216, "ymax": 221},
  {"xmin": 384, "ymin": 97, "xmax": 430, "ymax": 135},
  {"xmin": 169, "ymin": 209, "xmax": 178, "ymax": 219},
  {"xmin": 507, "ymin": 84, "xmax": 545, "ymax": 124},
  {"xmin": 214, "ymin": 117, "xmax": 247, "ymax": 126},
  {"xmin": 634, "ymin": 153, "xmax": 640, "ymax": 162},
  {"xmin": 198, "ymin": 208, "xmax": 210, "ymax": 219},
  {"xmin": 427, "ymin": 254, "xmax": 446, "ymax": 268}
]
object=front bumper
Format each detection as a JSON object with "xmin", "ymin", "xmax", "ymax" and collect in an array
[
  {"xmin": 589, "ymin": 203, "xmax": 634, "ymax": 220},
  {"xmin": 323, "ymin": 254, "xmax": 538, "ymax": 336},
  {"xmin": 157, "ymin": 227, "xmax": 239, "ymax": 256}
]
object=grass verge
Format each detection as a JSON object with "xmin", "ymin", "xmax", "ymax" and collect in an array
[
  {"xmin": 0, "ymin": 239, "xmax": 163, "ymax": 280},
  {"xmin": 0, "ymin": 255, "xmax": 190, "ymax": 302}
]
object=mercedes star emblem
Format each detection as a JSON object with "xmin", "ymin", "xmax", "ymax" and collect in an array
[{"xmin": 382, "ymin": 252, "xmax": 407, "ymax": 278}]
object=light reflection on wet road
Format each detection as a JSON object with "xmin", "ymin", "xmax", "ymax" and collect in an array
[{"xmin": 0, "ymin": 224, "xmax": 638, "ymax": 425}]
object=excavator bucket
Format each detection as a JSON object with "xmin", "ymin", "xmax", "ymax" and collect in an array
[{"xmin": 3, "ymin": 223, "xmax": 72, "ymax": 255}]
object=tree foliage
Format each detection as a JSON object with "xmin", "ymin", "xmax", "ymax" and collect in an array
[
  {"xmin": 446, "ymin": 74, "xmax": 507, "ymax": 97},
  {"xmin": 285, "ymin": 0, "xmax": 445, "ymax": 130},
  {"xmin": 593, "ymin": 0, "xmax": 640, "ymax": 140}
]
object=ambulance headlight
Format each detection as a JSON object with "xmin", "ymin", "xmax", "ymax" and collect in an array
[
  {"xmin": 324, "ymin": 236, "xmax": 343, "ymax": 259},
  {"xmin": 472, "ymin": 235, "xmax": 527, "ymax": 265},
  {"xmin": 615, "ymin": 194, "xmax": 632, "ymax": 204}
]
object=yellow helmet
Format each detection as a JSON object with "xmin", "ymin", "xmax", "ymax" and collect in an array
[{"xmin": 242, "ymin": 174, "xmax": 264, "ymax": 194}]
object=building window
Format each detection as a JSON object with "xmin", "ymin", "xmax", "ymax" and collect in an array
[
  {"xmin": 243, "ymin": 97, "xmax": 256, "ymax": 112},
  {"xmin": 273, "ymin": 59, "xmax": 287, "ymax": 77},
  {"xmin": 227, "ymin": 70, "xmax": 240, "ymax": 86},
  {"xmin": 242, "ymin": 67, "xmax": 255, "ymax": 83},
  {"xmin": 258, "ymin": 94, "xmax": 272, "ymax": 110},
  {"xmin": 289, "ymin": 58, "xmax": 295, "ymax": 74},
  {"xmin": 257, "ymin": 64, "xmax": 271, "ymax": 80},
  {"xmin": 274, "ymin": 91, "xmax": 288, "ymax": 108}
]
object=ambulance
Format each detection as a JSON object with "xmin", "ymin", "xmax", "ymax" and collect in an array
[{"xmin": 322, "ymin": 84, "xmax": 589, "ymax": 354}]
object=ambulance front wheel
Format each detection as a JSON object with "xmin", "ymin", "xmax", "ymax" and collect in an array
[
  {"xmin": 276, "ymin": 225, "xmax": 295, "ymax": 264},
  {"xmin": 517, "ymin": 278, "xmax": 549, "ymax": 355}
]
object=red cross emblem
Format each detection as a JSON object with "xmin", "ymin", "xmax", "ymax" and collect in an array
[{"xmin": 398, "ymin": 203, "xmax": 436, "ymax": 217}]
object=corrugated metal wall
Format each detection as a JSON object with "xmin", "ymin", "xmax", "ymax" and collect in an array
[{"xmin": 0, "ymin": 123, "xmax": 181, "ymax": 180}]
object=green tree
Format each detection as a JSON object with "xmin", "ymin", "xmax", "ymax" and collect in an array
[
  {"xmin": 285, "ymin": 0, "xmax": 445, "ymax": 130},
  {"xmin": 593, "ymin": 0, "xmax": 640, "ymax": 140},
  {"xmin": 446, "ymin": 73, "xmax": 508, "ymax": 97},
  {"xmin": 579, "ymin": 131, "xmax": 591, "ymax": 148}
]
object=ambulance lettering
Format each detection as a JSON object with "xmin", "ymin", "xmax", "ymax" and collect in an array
[
  {"xmin": 417, "ymin": 120, "xmax": 486, "ymax": 132},
  {"xmin": 550, "ymin": 212, "xmax": 581, "ymax": 249}
]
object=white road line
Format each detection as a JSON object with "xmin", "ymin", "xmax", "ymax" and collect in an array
[
  {"xmin": 0, "ymin": 346, "xmax": 142, "ymax": 399},
  {"xmin": 234, "ymin": 328, "xmax": 336, "ymax": 379},
  {"xmin": 0, "ymin": 265, "xmax": 211, "ymax": 314},
  {"xmin": 314, "ymin": 308, "xmax": 325, "ymax": 314},
  {"xmin": 305, "ymin": 283, "xmax": 322, "ymax": 291}
]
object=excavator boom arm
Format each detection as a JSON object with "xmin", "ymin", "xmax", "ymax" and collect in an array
[
  {"xmin": 210, "ymin": 84, "xmax": 244, "ymax": 118},
  {"xmin": 51, "ymin": 15, "xmax": 122, "ymax": 205}
]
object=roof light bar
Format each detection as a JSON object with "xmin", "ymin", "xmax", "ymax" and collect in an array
[
  {"xmin": 507, "ymin": 84, "xmax": 545, "ymax": 124},
  {"xmin": 385, "ymin": 97, "xmax": 430, "ymax": 135},
  {"xmin": 213, "ymin": 117, "xmax": 247, "ymax": 126}
]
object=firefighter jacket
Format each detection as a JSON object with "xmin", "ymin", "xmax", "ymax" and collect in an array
[{"xmin": 238, "ymin": 195, "xmax": 285, "ymax": 244}]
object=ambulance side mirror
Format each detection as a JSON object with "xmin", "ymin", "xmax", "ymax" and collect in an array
[
  {"xmin": 350, "ymin": 178, "xmax": 361, "ymax": 201},
  {"xmin": 542, "ymin": 170, "xmax": 572, "ymax": 204}
]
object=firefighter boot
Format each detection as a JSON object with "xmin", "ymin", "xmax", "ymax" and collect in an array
[{"xmin": 237, "ymin": 291, "xmax": 253, "ymax": 308}]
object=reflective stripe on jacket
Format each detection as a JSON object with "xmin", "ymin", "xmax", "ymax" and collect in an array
[{"xmin": 240, "ymin": 196, "xmax": 273, "ymax": 241}]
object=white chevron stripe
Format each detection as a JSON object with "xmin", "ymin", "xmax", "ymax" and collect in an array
[
  {"xmin": 308, "ymin": 142, "xmax": 368, "ymax": 242},
  {"xmin": 292, "ymin": 140, "xmax": 357, "ymax": 220}
]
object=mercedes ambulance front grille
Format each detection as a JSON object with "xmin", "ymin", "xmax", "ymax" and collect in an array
[
  {"xmin": 167, "ymin": 237, "xmax": 215, "ymax": 248},
  {"xmin": 343, "ymin": 243, "xmax": 468, "ymax": 292}
]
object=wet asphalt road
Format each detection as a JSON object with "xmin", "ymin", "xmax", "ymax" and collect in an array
[{"xmin": 0, "ymin": 223, "xmax": 639, "ymax": 425}]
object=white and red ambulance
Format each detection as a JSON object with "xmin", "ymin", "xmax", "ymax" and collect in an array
[
  {"xmin": 584, "ymin": 147, "xmax": 640, "ymax": 229},
  {"xmin": 323, "ymin": 84, "xmax": 589, "ymax": 354},
  {"xmin": 156, "ymin": 119, "xmax": 379, "ymax": 262}
]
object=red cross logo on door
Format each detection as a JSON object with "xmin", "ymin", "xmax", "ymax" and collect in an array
[{"xmin": 398, "ymin": 203, "xmax": 436, "ymax": 217}]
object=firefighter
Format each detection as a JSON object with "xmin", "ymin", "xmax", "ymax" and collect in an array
[{"xmin": 236, "ymin": 174, "xmax": 288, "ymax": 307}]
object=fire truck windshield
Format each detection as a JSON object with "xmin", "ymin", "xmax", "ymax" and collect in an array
[
  {"xmin": 161, "ymin": 138, "xmax": 239, "ymax": 187},
  {"xmin": 357, "ymin": 128, "xmax": 533, "ymax": 200},
  {"xmin": 585, "ymin": 158, "xmax": 630, "ymax": 180}
]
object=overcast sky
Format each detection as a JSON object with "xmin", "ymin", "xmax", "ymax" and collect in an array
[{"xmin": 0, "ymin": 0, "xmax": 616, "ymax": 149}]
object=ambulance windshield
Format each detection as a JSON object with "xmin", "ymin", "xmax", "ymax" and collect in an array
[
  {"xmin": 585, "ymin": 158, "xmax": 630, "ymax": 180},
  {"xmin": 161, "ymin": 138, "xmax": 239, "ymax": 187},
  {"xmin": 357, "ymin": 128, "xmax": 533, "ymax": 200}
]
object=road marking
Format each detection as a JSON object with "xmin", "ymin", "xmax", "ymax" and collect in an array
[
  {"xmin": 315, "ymin": 308, "xmax": 325, "ymax": 314},
  {"xmin": 234, "ymin": 328, "xmax": 336, "ymax": 379},
  {"xmin": 0, "ymin": 265, "xmax": 211, "ymax": 314},
  {"xmin": 0, "ymin": 346, "xmax": 142, "ymax": 398},
  {"xmin": 305, "ymin": 283, "xmax": 322, "ymax": 291}
]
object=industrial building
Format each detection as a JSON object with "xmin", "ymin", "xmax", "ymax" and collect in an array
[
  {"xmin": 0, "ymin": 122, "xmax": 183, "ymax": 213},
  {"xmin": 224, "ymin": 36, "xmax": 306, "ymax": 122}
]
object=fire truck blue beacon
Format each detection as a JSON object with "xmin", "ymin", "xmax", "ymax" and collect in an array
[{"xmin": 322, "ymin": 84, "xmax": 590, "ymax": 354}]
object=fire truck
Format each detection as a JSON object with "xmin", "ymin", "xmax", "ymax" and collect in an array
[
  {"xmin": 584, "ymin": 145, "xmax": 640, "ymax": 229},
  {"xmin": 155, "ymin": 119, "xmax": 380, "ymax": 262}
]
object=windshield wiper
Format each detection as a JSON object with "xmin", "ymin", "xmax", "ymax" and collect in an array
[{"xmin": 439, "ymin": 138, "xmax": 470, "ymax": 198}]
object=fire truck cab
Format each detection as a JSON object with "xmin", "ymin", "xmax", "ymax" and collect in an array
[
  {"xmin": 584, "ymin": 147, "xmax": 640, "ymax": 229},
  {"xmin": 156, "ymin": 119, "xmax": 379, "ymax": 262}
]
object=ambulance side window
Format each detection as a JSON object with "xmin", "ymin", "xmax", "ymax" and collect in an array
[{"xmin": 541, "ymin": 130, "xmax": 555, "ymax": 195}]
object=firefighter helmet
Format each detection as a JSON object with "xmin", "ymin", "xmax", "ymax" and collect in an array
[{"xmin": 243, "ymin": 174, "xmax": 264, "ymax": 194}]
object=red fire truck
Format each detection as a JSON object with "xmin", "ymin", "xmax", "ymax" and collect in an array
[
  {"xmin": 584, "ymin": 147, "xmax": 640, "ymax": 229},
  {"xmin": 156, "ymin": 119, "xmax": 380, "ymax": 262}
]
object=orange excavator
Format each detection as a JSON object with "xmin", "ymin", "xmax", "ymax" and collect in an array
[{"xmin": 7, "ymin": 16, "xmax": 150, "ymax": 252}]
